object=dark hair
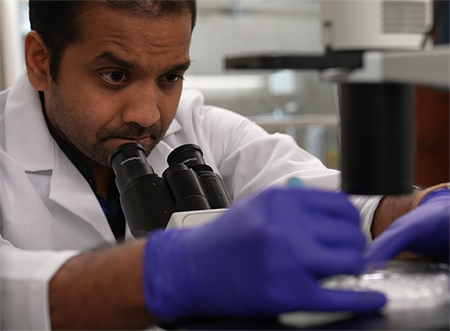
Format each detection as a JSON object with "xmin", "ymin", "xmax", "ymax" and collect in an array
[{"xmin": 29, "ymin": 0, "xmax": 197, "ymax": 83}]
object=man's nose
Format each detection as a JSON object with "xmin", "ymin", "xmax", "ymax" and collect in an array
[{"xmin": 122, "ymin": 83, "xmax": 161, "ymax": 127}]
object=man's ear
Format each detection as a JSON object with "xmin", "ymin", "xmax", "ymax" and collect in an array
[{"xmin": 25, "ymin": 31, "xmax": 51, "ymax": 91}]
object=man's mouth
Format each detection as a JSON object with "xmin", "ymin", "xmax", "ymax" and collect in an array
[
  {"xmin": 98, "ymin": 123, "xmax": 163, "ymax": 146},
  {"xmin": 111, "ymin": 136, "xmax": 152, "ymax": 142}
]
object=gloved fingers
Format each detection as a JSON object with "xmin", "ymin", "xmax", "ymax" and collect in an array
[
  {"xmin": 253, "ymin": 188, "xmax": 360, "ymax": 228},
  {"xmin": 363, "ymin": 228, "xmax": 413, "ymax": 262},
  {"xmin": 143, "ymin": 229, "xmax": 196, "ymax": 321},
  {"xmin": 394, "ymin": 213, "xmax": 449, "ymax": 260},
  {"xmin": 365, "ymin": 202, "xmax": 450, "ymax": 262},
  {"xmin": 305, "ymin": 217, "xmax": 366, "ymax": 250},
  {"xmin": 312, "ymin": 289, "xmax": 387, "ymax": 313},
  {"xmin": 420, "ymin": 188, "xmax": 450, "ymax": 206},
  {"xmin": 301, "ymin": 246, "xmax": 366, "ymax": 279},
  {"xmin": 300, "ymin": 190, "xmax": 360, "ymax": 223},
  {"xmin": 212, "ymin": 189, "xmax": 362, "ymax": 251},
  {"xmin": 363, "ymin": 207, "xmax": 426, "ymax": 262}
]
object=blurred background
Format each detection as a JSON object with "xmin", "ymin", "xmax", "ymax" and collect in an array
[
  {"xmin": 187, "ymin": 1, "xmax": 340, "ymax": 169},
  {"xmin": 0, "ymin": 0, "xmax": 340, "ymax": 169},
  {"xmin": 0, "ymin": 0, "xmax": 448, "ymax": 183}
]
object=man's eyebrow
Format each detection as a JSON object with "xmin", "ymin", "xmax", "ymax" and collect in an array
[
  {"xmin": 88, "ymin": 52, "xmax": 139, "ymax": 69},
  {"xmin": 169, "ymin": 60, "xmax": 191, "ymax": 72},
  {"xmin": 88, "ymin": 52, "xmax": 191, "ymax": 73}
]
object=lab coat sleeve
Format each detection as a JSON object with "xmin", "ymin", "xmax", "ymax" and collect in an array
[
  {"xmin": 175, "ymin": 92, "xmax": 341, "ymax": 198},
  {"xmin": 347, "ymin": 194, "xmax": 383, "ymax": 244},
  {"xmin": 0, "ymin": 242, "xmax": 78, "ymax": 330}
]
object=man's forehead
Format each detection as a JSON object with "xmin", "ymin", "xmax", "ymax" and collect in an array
[
  {"xmin": 76, "ymin": 5, "xmax": 191, "ymax": 44},
  {"xmin": 76, "ymin": 1, "xmax": 193, "ymax": 40},
  {"xmin": 78, "ymin": 0, "xmax": 193, "ymax": 25}
]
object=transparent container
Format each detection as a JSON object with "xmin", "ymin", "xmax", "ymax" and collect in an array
[{"xmin": 322, "ymin": 261, "xmax": 449, "ymax": 310}]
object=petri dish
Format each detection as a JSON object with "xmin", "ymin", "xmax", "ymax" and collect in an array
[{"xmin": 321, "ymin": 261, "xmax": 449, "ymax": 310}]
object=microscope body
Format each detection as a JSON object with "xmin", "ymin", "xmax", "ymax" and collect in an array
[
  {"xmin": 109, "ymin": 143, "xmax": 231, "ymax": 237},
  {"xmin": 321, "ymin": 0, "xmax": 435, "ymax": 195}
]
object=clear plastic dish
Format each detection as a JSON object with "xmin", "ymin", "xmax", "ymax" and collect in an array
[{"xmin": 321, "ymin": 261, "xmax": 449, "ymax": 310}]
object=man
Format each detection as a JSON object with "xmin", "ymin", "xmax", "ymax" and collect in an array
[{"xmin": 0, "ymin": 1, "xmax": 448, "ymax": 330}]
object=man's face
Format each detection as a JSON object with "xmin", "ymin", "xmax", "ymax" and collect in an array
[{"xmin": 45, "ymin": 2, "xmax": 192, "ymax": 167}]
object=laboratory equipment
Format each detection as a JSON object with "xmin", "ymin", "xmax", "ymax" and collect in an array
[
  {"xmin": 108, "ymin": 142, "xmax": 230, "ymax": 237},
  {"xmin": 226, "ymin": 0, "xmax": 449, "ymax": 195},
  {"xmin": 322, "ymin": 260, "xmax": 449, "ymax": 310}
]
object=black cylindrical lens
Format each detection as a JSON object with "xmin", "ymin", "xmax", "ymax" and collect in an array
[
  {"xmin": 339, "ymin": 83, "xmax": 414, "ymax": 195},
  {"xmin": 167, "ymin": 144, "xmax": 206, "ymax": 168},
  {"xmin": 163, "ymin": 164, "xmax": 211, "ymax": 212},
  {"xmin": 109, "ymin": 143, "xmax": 175, "ymax": 237},
  {"xmin": 193, "ymin": 165, "xmax": 232, "ymax": 209},
  {"xmin": 167, "ymin": 144, "xmax": 232, "ymax": 208},
  {"xmin": 108, "ymin": 143, "xmax": 155, "ymax": 193}
]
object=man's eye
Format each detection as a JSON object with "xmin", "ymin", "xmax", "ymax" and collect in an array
[
  {"xmin": 101, "ymin": 71, "xmax": 128, "ymax": 84},
  {"xmin": 164, "ymin": 74, "xmax": 184, "ymax": 83}
]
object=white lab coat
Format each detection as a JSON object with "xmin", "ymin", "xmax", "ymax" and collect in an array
[{"xmin": 0, "ymin": 70, "xmax": 381, "ymax": 330}]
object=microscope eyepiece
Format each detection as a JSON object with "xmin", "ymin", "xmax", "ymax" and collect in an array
[
  {"xmin": 108, "ymin": 142, "xmax": 156, "ymax": 194},
  {"xmin": 109, "ymin": 142, "xmax": 232, "ymax": 237},
  {"xmin": 168, "ymin": 144, "xmax": 232, "ymax": 208},
  {"xmin": 167, "ymin": 144, "xmax": 205, "ymax": 168}
]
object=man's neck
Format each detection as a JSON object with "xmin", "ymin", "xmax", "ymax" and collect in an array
[{"xmin": 80, "ymin": 155, "xmax": 114, "ymax": 201}]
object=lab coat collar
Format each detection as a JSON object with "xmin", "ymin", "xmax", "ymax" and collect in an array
[
  {"xmin": 4, "ymin": 70, "xmax": 116, "ymax": 242},
  {"xmin": 4, "ymin": 70, "xmax": 55, "ymax": 172},
  {"xmin": 49, "ymin": 147, "xmax": 116, "ymax": 242}
]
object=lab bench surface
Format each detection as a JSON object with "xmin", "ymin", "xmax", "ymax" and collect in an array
[{"xmin": 165, "ymin": 303, "xmax": 449, "ymax": 330}]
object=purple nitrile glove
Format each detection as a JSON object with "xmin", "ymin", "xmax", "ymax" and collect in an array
[
  {"xmin": 365, "ymin": 188, "xmax": 450, "ymax": 263},
  {"xmin": 143, "ymin": 187, "xmax": 386, "ymax": 321}
]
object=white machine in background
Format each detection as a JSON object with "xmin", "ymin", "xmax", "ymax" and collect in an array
[
  {"xmin": 226, "ymin": 0, "xmax": 449, "ymax": 195},
  {"xmin": 320, "ymin": 0, "xmax": 447, "ymax": 86},
  {"xmin": 322, "ymin": 0, "xmax": 432, "ymax": 51}
]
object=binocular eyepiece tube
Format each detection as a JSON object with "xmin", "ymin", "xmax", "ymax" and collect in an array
[
  {"xmin": 109, "ymin": 143, "xmax": 232, "ymax": 238},
  {"xmin": 109, "ymin": 143, "xmax": 175, "ymax": 238},
  {"xmin": 168, "ymin": 144, "xmax": 232, "ymax": 209}
]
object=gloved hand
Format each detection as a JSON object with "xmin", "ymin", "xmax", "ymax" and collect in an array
[
  {"xmin": 364, "ymin": 188, "xmax": 450, "ymax": 263},
  {"xmin": 143, "ymin": 187, "xmax": 386, "ymax": 321}
]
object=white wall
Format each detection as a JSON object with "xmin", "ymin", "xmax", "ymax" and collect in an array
[
  {"xmin": 187, "ymin": 0, "xmax": 336, "ymax": 118},
  {"xmin": 191, "ymin": 1, "xmax": 323, "ymax": 75},
  {"xmin": 0, "ymin": 0, "xmax": 24, "ymax": 89},
  {"xmin": 187, "ymin": 1, "xmax": 339, "ymax": 167}
]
